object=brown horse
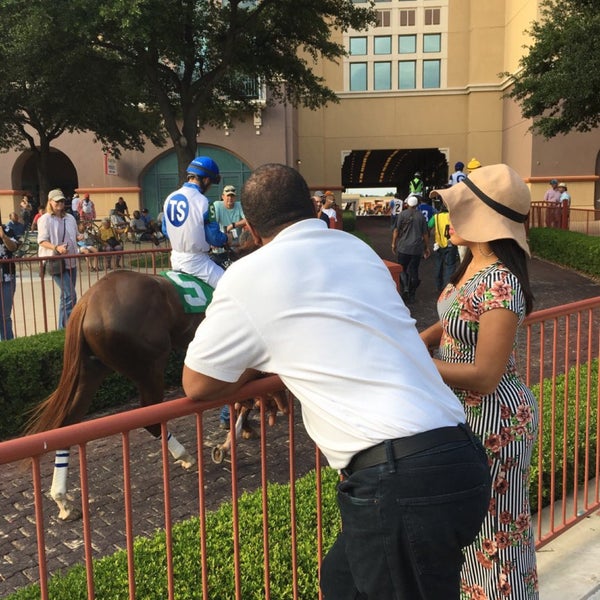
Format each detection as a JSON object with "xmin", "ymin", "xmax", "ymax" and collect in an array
[{"xmin": 25, "ymin": 269, "xmax": 209, "ymax": 520}]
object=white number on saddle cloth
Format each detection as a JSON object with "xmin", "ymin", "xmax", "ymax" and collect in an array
[{"xmin": 162, "ymin": 270, "xmax": 214, "ymax": 313}]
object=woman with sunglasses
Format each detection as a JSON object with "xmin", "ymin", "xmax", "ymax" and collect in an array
[{"xmin": 37, "ymin": 189, "xmax": 79, "ymax": 329}]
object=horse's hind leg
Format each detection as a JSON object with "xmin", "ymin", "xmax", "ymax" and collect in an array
[
  {"xmin": 50, "ymin": 450, "xmax": 79, "ymax": 521},
  {"xmin": 51, "ymin": 358, "xmax": 111, "ymax": 521},
  {"xmin": 137, "ymin": 377, "xmax": 196, "ymax": 470}
]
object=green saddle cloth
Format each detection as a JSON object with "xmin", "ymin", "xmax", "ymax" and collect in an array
[{"xmin": 160, "ymin": 270, "xmax": 214, "ymax": 313}]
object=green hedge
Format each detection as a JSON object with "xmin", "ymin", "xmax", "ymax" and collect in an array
[
  {"xmin": 529, "ymin": 358, "xmax": 599, "ymax": 511},
  {"xmin": 529, "ymin": 227, "xmax": 600, "ymax": 279},
  {"xmin": 7, "ymin": 468, "xmax": 341, "ymax": 600},
  {"xmin": 0, "ymin": 332, "xmax": 185, "ymax": 441}
]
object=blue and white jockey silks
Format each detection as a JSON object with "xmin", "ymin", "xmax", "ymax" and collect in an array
[{"xmin": 162, "ymin": 181, "xmax": 226, "ymax": 289}]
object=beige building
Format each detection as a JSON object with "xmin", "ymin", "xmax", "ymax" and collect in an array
[{"xmin": 1, "ymin": 0, "xmax": 598, "ymax": 218}]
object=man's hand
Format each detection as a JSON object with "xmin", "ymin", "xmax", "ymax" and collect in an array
[{"xmin": 235, "ymin": 389, "xmax": 290, "ymax": 427}]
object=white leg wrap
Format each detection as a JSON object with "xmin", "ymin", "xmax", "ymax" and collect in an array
[
  {"xmin": 50, "ymin": 449, "xmax": 70, "ymax": 500},
  {"xmin": 165, "ymin": 431, "xmax": 195, "ymax": 470}
]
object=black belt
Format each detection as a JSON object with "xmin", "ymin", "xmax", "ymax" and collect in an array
[{"xmin": 343, "ymin": 424, "xmax": 471, "ymax": 476}]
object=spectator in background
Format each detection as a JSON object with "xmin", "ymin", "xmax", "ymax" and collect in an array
[
  {"xmin": 37, "ymin": 189, "xmax": 79, "ymax": 329},
  {"xmin": 391, "ymin": 194, "xmax": 430, "ymax": 305},
  {"xmin": 417, "ymin": 194, "xmax": 436, "ymax": 223},
  {"xmin": 31, "ymin": 206, "xmax": 44, "ymax": 231},
  {"xmin": 449, "ymin": 161, "xmax": 466, "ymax": 186},
  {"xmin": 544, "ymin": 179, "xmax": 562, "ymax": 228},
  {"xmin": 467, "ymin": 157, "xmax": 482, "ymax": 173},
  {"xmin": 0, "ymin": 216, "xmax": 19, "ymax": 339},
  {"xmin": 78, "ymin": 193, "xmax": 96, "ymax": 224},
  {"xmin": 321, "ymin": 191, "xmax": 337, "ymax": 225},
  {"xmin": 428, "ymin": 203, "xmax": 459, "ymax": 292},
  {"xmin": 114, "ymin": 196, "xmax": 130, "ymax": 221},
  {"xmin": 409, "ymin": 171, "xmax": 424, "ymax": 195},
  {"xmin": 7, "ymin": 213, "xmax": 26, "ymax": 239},
  {"xmin": 130, "ymin": 210, "xmax": 161, "ymax": 245},
  {"xmin": 312, "ymin": 191, "xmax": 330, "ymax": 228},
  {"xmin": 98, "ymin": 217, "xmax": 123, "ymax": 269},
  {"xmin": 71, "ymin": 193, "xmax": 81, "ymax": 223},
  {"xmin": 19, "ymin": 195, "xmax": 33, "ymax": 229}
]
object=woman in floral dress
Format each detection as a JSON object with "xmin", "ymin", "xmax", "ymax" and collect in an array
[{"xmin": 421, "ymin": 164, "xmax": 539, "ymax": 599}]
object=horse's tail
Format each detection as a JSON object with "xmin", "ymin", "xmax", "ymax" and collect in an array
[{"xmin": 24, "ymin": 295, "xmax": 91, "ymax": 436}]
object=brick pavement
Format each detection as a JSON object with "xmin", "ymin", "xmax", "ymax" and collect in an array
[{"xmin": 2, "ymin": 216, "xmax": 600, "ymax": 596}]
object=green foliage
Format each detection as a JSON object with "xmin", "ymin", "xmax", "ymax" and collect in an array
[
  {"xmin": 6, "ymin": 468, "xmax": 342, "ymax": 600},
  {"xmin": 529, "ymin": 227, "xmax": 600, "ymax": 278},
  {"xmin": 342, "ymin": 209, "xmax": 356, "ymax": 232},
  {"xmin": 0, "ymin": 334, "xmax": 185, "ymax": 441},
  {"xmin": 505, "ymin": 0, "xmax": 600, "ymax": 138},
  {"xmin": 529, "ymin": 359, "xmax": 599, "ymax": 510}
]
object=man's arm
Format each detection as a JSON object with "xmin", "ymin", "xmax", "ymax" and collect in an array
[{"xmin": 182, "ymin": 366, "xmax": 261, "ymax": 402}]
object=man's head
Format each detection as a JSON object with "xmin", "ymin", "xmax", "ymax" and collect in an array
[
  {"xmin": 222, "ymin": 184, "xmax": 237, "ymax": 208},
  {"xmin": 549, "ymin": 179, "xmax": 558, "ymax": 189},
  {"xmin": 187, "ymin": 156, "xmax": 221, "ymax": 193},
  {"xmin": 241, "ymin": 164, "xmax": 314, "ymax": 239}
]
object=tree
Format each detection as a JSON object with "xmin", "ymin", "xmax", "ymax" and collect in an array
[
  {"xmin": 506, "ymin": 0, "xmax": 600, "ymax": 138},
  {"xmin": 90, "ymin": 0, "xmax": 375, "ymax": 182},
  {"xmin": 0, "ymin": 0, "xmax": 165, "ymax": 203}
]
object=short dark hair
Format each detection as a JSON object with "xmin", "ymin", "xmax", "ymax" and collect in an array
[{"xmin": 241, "ymin": 164, "xmax": 314, "ymax": 238}]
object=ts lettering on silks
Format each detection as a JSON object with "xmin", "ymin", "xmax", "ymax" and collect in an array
[{"xmin": 165, "ymin": 193, "xmax": 189, "ymax": 227}]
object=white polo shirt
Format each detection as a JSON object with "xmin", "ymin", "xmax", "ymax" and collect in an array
[{"xmin": 185, "ymin": 219, "xmax": 465, "ymax": 469}]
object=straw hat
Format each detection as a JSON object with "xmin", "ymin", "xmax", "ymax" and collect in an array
[{"xmin": 430, "ymin": 164, "xmax": 531, "ymax": 256}]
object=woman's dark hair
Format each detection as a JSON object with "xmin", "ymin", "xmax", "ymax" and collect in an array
[
  {"xmin": 449, "ymin": 239, "xmax": 534, "ymax": 315},
  {"xmin": 241, "ymin": 164, "xmax": 314, "ymax": 238}
]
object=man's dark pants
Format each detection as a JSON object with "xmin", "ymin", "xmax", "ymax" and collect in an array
[{"xmin": 320, "ymin": 428, "xmax": 491, "ymax": 599}]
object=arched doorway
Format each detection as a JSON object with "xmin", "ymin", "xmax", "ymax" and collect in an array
[
  {"xmin": 342, "ymin": 148, "xmax": 448, "ymax": 197},
  {"xmin": 141, "ymin": 147, "xmax": 252, "ymax": 217},
  {"xmin": 13, "ymin": 149, "xmax": 78, "ymax": 209}
]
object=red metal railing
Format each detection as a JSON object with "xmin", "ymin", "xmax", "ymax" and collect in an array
[
  {"xmin": 522, "ymin": 297, "xmax": 600, "ymax": 547},
  {"xmin": 529, "ymin": 202, "xmax": 600, "ymax": 235},
  {"xmin": 1, "ymin": 282, "xmax": 599, "ymax": 596},
  {"xmin": 6, "ymin": 246, "xmax": 170, "ymax": 337}
]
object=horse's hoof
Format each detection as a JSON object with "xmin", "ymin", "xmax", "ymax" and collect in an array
[
  {"xmin": 175, "ymin": 452, "xmax": 196, "ymax": 470},
  {"xmin": 54, "ymin": 497, "xmax": 81, "ymax": 521},
  {"xmin": 211, "ymin": 446, "xmax": 226, "ymax": 464}
]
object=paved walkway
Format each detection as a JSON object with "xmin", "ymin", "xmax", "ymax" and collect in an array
[{"xmin": 1, "ymin": 216, "xmax": 600, "ymax": 598}]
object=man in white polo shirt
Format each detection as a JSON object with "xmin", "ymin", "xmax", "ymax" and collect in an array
[{"xmin": 182, "ymin": 163, "xmax": 490, "ymax": 600}]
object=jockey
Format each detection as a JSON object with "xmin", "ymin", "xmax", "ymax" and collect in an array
[{"xmin": 162, "ymin": 156, "xmax": 228, "ymax": 288}]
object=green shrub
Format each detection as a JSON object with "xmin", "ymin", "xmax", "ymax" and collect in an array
[
  {"xmin": 529, "ymin": 358, "xmax": 599, "ymax": 511},
  {"xmin": 0, "ymin": 333, "xmax": 185, "ymax": 441},
  {"xmin": 529, "ymin": 227, "xmax": 600, "ymax": 278},
  {"xmin": 342, "ymin": 209, "xmax": 356, "ymax": 232},
  {"xmin": 6, "ymin": 468, "xmax": 342, "ymax": 600}
]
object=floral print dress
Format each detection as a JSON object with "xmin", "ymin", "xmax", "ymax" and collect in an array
[{"xmin": 437, "ymin": 262, "xmax": 539, "ymax": 600}]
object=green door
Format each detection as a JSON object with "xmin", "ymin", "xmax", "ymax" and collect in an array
[{"xmin": 141, "ymin": 147, "xmax": 252, "ymax": 217}]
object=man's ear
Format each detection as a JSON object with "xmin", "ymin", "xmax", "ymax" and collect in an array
[{"xmin": 245, "ymin": 221, "xmax": 263, "ymax": 247}]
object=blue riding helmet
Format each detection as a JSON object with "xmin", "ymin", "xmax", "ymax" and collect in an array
[
  {"xmin": 455, "ymin": 161, "xmax": 464, "ymax": 170},
  {"xmin": 187, "ymin": 156, "xmax": 221, "ymax": 184}
]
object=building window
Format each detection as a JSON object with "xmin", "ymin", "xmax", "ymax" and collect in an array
[
  {"xmin": 350, "ymin": 62, "xmax": 368, "ymax": 91},
  {"xmin": 399, "ymin": 9, "xmax": 416, "ymax": 26},
  {"xmin": 374, "ymin": 36, "xmax": 391, "ymax": 54},
  {"xmin": 349, "ymin": 37, "xmax": 368, "ymax": 55},
  {"xmin": 399, "ymin": 61, "xmax": 416, "ymax": 89},
  {"xmin": 376, "ymin": 10, "xmax": 391, "ymax": 27},
  {"xmin": 423, "ymin": 59, "xmax": 441, "ymax": 88},
  {"xmin": 374, "ymin": 62, "xmax": 392, "ymax": 90},
  {"xmin": 423, "ymin": 33, "xmax": 441, "ymax": 52},
  {"xmin": 424, "ymin": 8, "xmax": 441, "ymax": 25},
  {"xmin": 398, "ymin": 34, "xmax": 416, "ymax": 54}
]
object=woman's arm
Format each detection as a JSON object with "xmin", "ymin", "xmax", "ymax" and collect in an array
[{"xmin": 432, "ymin": 308, "xmax": 518, "ymax": 394}]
